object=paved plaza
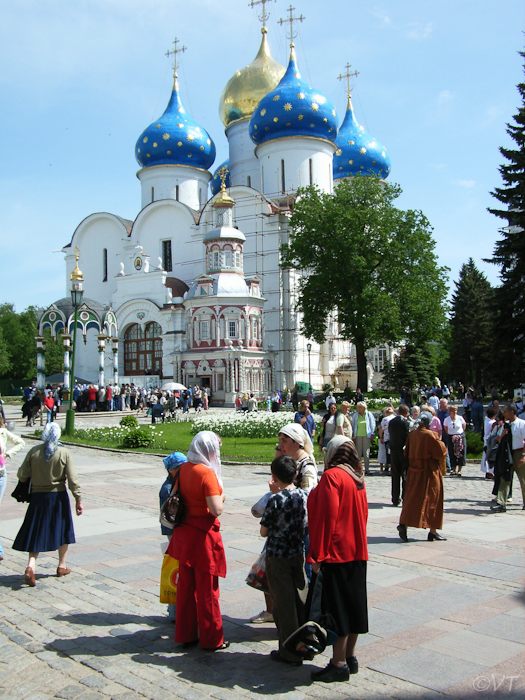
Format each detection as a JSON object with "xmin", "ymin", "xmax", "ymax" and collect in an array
[{"xmin": 0, "ymin": 409, "xmax": 524, "ymax": 700}]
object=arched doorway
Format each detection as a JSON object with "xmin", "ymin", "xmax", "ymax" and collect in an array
[{"xmin": 124, "ymin": 322, "xmax": 163, "ymax": 377}]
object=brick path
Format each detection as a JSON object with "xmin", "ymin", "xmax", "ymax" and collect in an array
[{"xmin": 0, "ymin": 418, "xmax": 524, "ymax": 700}]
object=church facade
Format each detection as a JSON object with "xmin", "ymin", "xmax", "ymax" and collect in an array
[{"xmin": 38, "ymin": 17, "xmax": 393, "ymax": 403}]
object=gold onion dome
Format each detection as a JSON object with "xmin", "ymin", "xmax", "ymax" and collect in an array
[
  {"xmin": 219, "ymin": 29, "xmax": 285, "ymax": 128},
  {"xmin": 71, "ymin": 247, "xmax": 83, "ymax": 281}
]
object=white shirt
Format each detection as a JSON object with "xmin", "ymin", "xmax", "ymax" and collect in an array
[
  {"xmin": 509, "ymin": 417, "xmax": 525, "ymax": 450},
  {"xmin": 325, "ymin": 396, "xmax": 336, "ymax": 410},
  {"xmin": 444, "ymin": 416, "xmax": 466, "ymax": 435}
]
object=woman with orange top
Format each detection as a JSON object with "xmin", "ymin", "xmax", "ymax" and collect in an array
[{"xmin": 166, "ymin": 431, "xmax": 228, "ymax": 651}]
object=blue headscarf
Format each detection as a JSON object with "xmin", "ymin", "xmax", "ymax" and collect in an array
[
  {"xmin": 163, "ymin": 451, "xmax": 187, "ymax": 471},
  {"xmin": 41, "ymin": 423, "xmax": 62, "ymax": 461}
]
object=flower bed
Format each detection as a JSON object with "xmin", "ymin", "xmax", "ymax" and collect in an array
[
  {"xmin": 191, "ymin": 411, "xmax": 322, "ymax": 439},
  {"xmin": 67, "ymin": 424, "xmax": 167, "ymax": 450}
]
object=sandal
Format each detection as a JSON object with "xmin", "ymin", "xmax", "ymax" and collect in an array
[{"xmin": 203, "ymin": 641, "xmax": 230, "ymax": 651}]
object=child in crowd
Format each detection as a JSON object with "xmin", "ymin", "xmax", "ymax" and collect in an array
[
  {"xmin": 260, "ymin": 455, "xmax": 308, "ymax": 666},
  {"xmin": 159, "ymin": 451, "xmax": 187, "ymax": 621}
]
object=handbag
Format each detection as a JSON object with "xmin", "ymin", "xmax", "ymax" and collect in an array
[
  {"xmin": 159, "ymin": 467, "xmax": 186, "ymax": 529},
  {"xmin": 246, "ymin": 549, "xmax": 269, "ymax": 593},
  {"xmin": 11, "ymin": 479, "xmax": 31, "ymax": 503},
  {"xmin": 159, "ymin": 553, "xmax": 179, "ymax": 604}
]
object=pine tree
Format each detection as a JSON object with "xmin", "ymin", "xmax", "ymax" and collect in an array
[
  {"xmin": 449, "ymin": 259, "xmax": 493, "ymax": 389},
  {"xmin": 486, "ymin": 49, "xmax": 525, "ymax": 390}
]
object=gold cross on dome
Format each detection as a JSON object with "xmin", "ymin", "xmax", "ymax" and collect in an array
[
  {"xmin": 166, "ymin": 38, "xmax": 186, "ymax": 78},
  {"xmin": 338, "ymin": 63, "xmax": 360, "ymax": 97},
  {"xmin": 218, "ymin": 164, "xmax": 229, "ymax": 191},
  {"xmin": 74, "ymin": 246, "xmax": 80, "ymax": 262},
  {"xmin": 249, "ymin": 0, "xmax": 274, "ymax": 32},
  {"xmin": 278, "ymin": 5, "xmax": 304, "ymax": 47}
]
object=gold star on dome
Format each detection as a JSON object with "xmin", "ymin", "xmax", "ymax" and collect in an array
[
  {"xmin": 137, "ymin": 148, "xmax": 140, "ymax": 153},
  {"xmin": 254, "ymin": 124, "xmax": 258, "ymax": 129},
  {"xmin": 349, "ymin": 160, "xmax": 353, "ymax": 164},
  {"xmin": 310, "ymin": 123, "xmax": 314, "ymax": 127},
  {"xmin": 167, "ymin": 150, "xmax": 172, "ymax": 155},
  {"xmin": 153, "ymin": 142, "xmax": 158, "ymax": 147},
  {"xmin": 286, "ymin": 122, "xmax": 291, "ymax": 126},
  {"xmin": 348, "ymin": 140, "xmax": 355, "ymax": 145},
  {"xmin": 272, "ymin": 95, "xmax": 280, "ymax": 101},
  {"xmin": 297, "ymin": 92, "xmax": 305, "ymax": 99},
  {"xmin": 177, "ymin": 107, "xmax": 184, "ymax": 112},
  {"xmin": 261, "ymin": 108, "xmax": 267, "ymax": 116},
  {"xmin": 207, "ymin": 139, "xmax": 211, "ymax": 145},
  {"xmin": 294, "ymin": 72, "xmax": 300, "ymax": 78},
  {"xmin": 316, "ymin": 95, "xmax": 326, "ymax": 104},
  {"xmin": 200, "ymin": 145, "xmax": 204, "ymax": 150},
  {"xmin": 273, "ymin": 117, "xmax": 278, "ymax": 122},
  {"xmin": 188, "ymin": 153, "xmax": 192, "ymax": 157},
  {"xmin": 323, "ymin": 118, "xmax": 327, "ymax": 123},
  {"xmin": 143, "ymin": 137, "xmax": 148, "ymax": 143},
  {"xmin": 178, "ymin": 141, "xmax": 183, "ymax": 146},
  {"xmin": 147, "ymin": 153, "xmax": 151, "ymax": 158},
  {"xmin": 332, "ymin": 110, "xmax": 336, "ymax": 117},
  {"xmin": 298, "ymin": 114, "xmax": 304, "ymax": 120},
  {"xmin": 360, "ymin": 147, "xmax": 366, "ymax": 154},
  {"xmin": 187, "ymin": 134, "xmax": 194, "ymax": 141},
  {"xmin": 162, "ymin": 133, "xmax": 170, "ymax": 140},
  {"xmin": 382, "ymin": 151, "xmax": 386, "ymax": 157},
  {"xmin": 336, "ymin": 149, "xmax": 342, "ymax": 156},
  {"xmin": 177, "ymin": 123, "xmax": 184, "ymax": 128},
  {"xmin": 339, "ymin": 166, "xmax": 343, "ymax": 170},
  {"xmin": 311, "ymin": 103, "xmax": 319, "ymax": 111},
  {"xmin": 329, "ymin": 128, "xmax": 333, "ymax": 132},
  {"xmin": 265, "ymin": 126, "xmax": 270, "ymax": 131},
  {"xmin": 284, "ymin": 103, "xmax": 292, "ymax": 111},
  {"xmin": 359, "ymin": 125, "xmax": 364, "ymax": 131}
]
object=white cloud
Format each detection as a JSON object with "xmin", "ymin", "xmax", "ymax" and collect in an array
[
  {"xmin": 406, "ymin": 22, "xmax": 433, "ymax": 41},
  {"xmin": 373, "ymin": 8, "xmax": 392, "ymax": 25},
  {"xmin": 438, "ymin": 90, "xmax": 453, "ymax": 105}
]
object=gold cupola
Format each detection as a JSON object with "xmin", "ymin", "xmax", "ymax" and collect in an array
[{"xmin": 219, "ymin": 29, "xmax": 285, "ymax": 128}]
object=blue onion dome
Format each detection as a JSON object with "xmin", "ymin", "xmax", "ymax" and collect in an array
[
  {"xmin": 249, "ymin": 47, "xmax": 338, "ymax": 146},
  {"xmin": 135, "ymin": 76, "xmax": 216, "ymax": 170},
  {"xmin": 333, "ymin": 95, "xmax": 391, "ymax": 179},
  {"xmin": 210, "ymin": 160, "xmax": 230, "ymax": 196}
]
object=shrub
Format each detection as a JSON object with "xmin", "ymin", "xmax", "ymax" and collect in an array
[
  {"xmin": 120, "ymin": 415, "xmax": 138, "ymax": 429},
  {"xmin": 121, "ymin": 429, "xmax": 155, "ymax": 449},
  {"xmin": 465, "ymin": 429, "xmax": 484, "ymax": 455}
]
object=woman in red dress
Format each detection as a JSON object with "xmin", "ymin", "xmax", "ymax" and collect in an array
[{"xmin": 166, "ymin": 431, "xmax": 229, "ymax": 651}]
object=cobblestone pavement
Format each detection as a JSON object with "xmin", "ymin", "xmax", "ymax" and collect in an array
[{"xmin": 0, "ymin": 415, "xmax": 524, "ymax": 700}]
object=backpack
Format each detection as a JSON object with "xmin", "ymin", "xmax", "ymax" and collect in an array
[{"xmin": 159, "ymin": 467, "xmax": 186, "ymax": 530}]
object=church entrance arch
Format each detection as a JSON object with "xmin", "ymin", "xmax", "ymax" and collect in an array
[{"xmin": 124, "ymin": 322, "xmax": 163, "ymax": 377}]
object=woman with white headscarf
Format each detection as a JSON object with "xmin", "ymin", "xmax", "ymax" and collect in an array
[
  {"xmin": 166, "ymin": 431, "xmax": 229, "ymax": 651},
  {"xmin": 278, "ymin": 424, "xmax": 318, "ymax": 494},
  {"xmin": 13, "ymin": 423, "xmax": 82, "ymax": 587}
]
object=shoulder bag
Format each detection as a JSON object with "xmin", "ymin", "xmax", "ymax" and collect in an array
[{"xmin": 159, "ymin": 467, "xmax": 186, "ymax": 529}]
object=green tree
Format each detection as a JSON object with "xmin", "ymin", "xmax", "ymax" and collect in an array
[
  {"xmin": 0, "ymin": 304, "xmax": 39, "ymax": 379},
  {"xmin": 449, "ymin": 259, "xmax": 493, "ymax": 389},
  {"xmin": 486, "ymin": 49, "xmax": 525, "ymax": 389},
  {"xmin": 43, "ymin": 327, "xmax": 64, "ymax": 377},
  {"xmin": 281, "ymin": 178, "xmax": 449, "ymax": 389},
  {"xmin": 382, "ymin": 342, "xmax": 437, "ymax": 392},
  {"xmin": 0, "ymin": 326, "xmax": 12, "ymax": 376}
]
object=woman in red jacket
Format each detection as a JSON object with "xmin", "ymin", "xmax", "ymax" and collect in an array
[
  {"xmin": 307, "ymin": 435, "xmax": 368, "ymax": 683},
  {"xmin": 166, "ymin": 431, "xmax": 229, "ymax": 651}
]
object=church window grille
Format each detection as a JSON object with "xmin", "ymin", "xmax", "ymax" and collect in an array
[
  {"xmin": 228, "ymin": 320, "xmax": 237, "ymax": 338},
  {"xmin": 162, "ymin": 240, "xmax": 173, "ymax": 272},
  {"xmin": 376, "ymin": 347, "xmax": 387, "ymax": 372},
  {"xmin": 213, "ymin": 251, "xmax": 220, "ymax": 268},
  {"xmin": 281, "ymin": 159, "xmax": 285, "ymax": 193},
  {"xmin": 224, "ymin": 250, "xmax": 232, "ymax": 268},
  {"xmin": 217, "ymin": 373, "xmax": 224, "ymax": 391},
  {"xmin": 216, "ymin": 211, "xmax": 225, "ymax": 226},
  {"xmin": 124, "ymin": 322, "xmax": 163, "ymax": 377},
  {"xmin": 102, "ymin": 248, "xmax": 108, "ymax": 282},
  {"xmin": 233, "ymin": 251, "xmax": 240, "ymax": 268},
  {"xmin": 309, "ymin": 159, "xmax": 313, "ymax": 185},
  {"xmin": 176, "ymin": 185, "xmax": 179, "ymax": 201},
  {"xmin": 200, "ymin": 321, "xmax": 210, "ymax": 340}
]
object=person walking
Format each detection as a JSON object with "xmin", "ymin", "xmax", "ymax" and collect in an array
[
  {"xmin": 491, "ymin": 404, "xmax": 525, "ymax": 513},
  {"xmin": 13, "ymin": 424, "xmax": 83, "ymax": 585},
  {"xmin": 397, "ymin": 412, "xmax": 448, "ymax": 542},
  {"xmin": 443, "ymin": 405, "xmax": 467, "ymax": 476},
  {"xmin": 351, "ymin": 402, "xmax": 376, "ymax": 475},
  {"xmin": 388, "ymin": 405, "xmax": 410, "ymax": 507},
  {"xmin": 0, "ymin": 416, "xmax": 25, "ymax": 562}
]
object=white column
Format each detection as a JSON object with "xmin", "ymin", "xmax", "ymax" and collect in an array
[
  {"xmin": 98, "ymin": 335, "xmax": 107, "ymax": 387},
  {"xmin": 62, "ymin": 334, "xmax": 72, "ymax": 389},
  {"xmin": 112, "ymin": 338, "xmax": 119, "ymax": 386},
  {"xmin": 35, "ymin": 337, "xmax": 46, "ymax": 390}
]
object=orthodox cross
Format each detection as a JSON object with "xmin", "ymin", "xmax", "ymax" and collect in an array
[
  {"xmin": 74, "ymin": 246, "xmax": 80, "ymax": 263},
  {"xmin": 278, "ymin": 5, "xmax": 304, "ymax": 47},
  {"xmin": 338, "ymin": 63, "xmax": 360, "ymax": 97},
  {"xmin": 249, "ymin": 0, "xmax": 274, "ymax": 32},
  {"xmin": 218, "ymin": 164, "xmax": 229, "ymax": 191},
  {"xmin": 166, "ymin": 37, "xmax": 186, "ymax": 78}
]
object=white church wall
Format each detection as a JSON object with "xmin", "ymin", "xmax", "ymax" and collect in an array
[
  {"xmin": 74, "ymin": 327, "xmax": 100, "ymax": 384},
  {"xmin": 227, "ymin": 120, "xmax": 261, "ymax": 191},
  {"xmin": 137, "ymin": 164, "xmax": 211, "ymax": 211}
]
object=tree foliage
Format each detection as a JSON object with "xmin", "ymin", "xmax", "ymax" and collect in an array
[
  {"xmin": 486, "ymin": 49, "xmax": 525, "ymax": 389},
  {"xmin": 449, "ymin": 259, "xmax": 494, "ymax": 388},
  {"xmin": 0, "ymin": 304, "xmax": 39, "ymax": 380},
  {"xmin": 281, "ymin": 177, "xmax": 449, "ymax": 388},
  {"xmin": 381, "ymin": 342, "xmax": 437, "ymax": 391}
]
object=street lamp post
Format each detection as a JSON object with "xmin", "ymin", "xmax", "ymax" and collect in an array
[
  {"xmin": 64, "ymin": 248, "xmax": 84, "ymax": 436},
  {"xmin": 306, "ymin": 342, "xmax": 312, "ymax": 390}
]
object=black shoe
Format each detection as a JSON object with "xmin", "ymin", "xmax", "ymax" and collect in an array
[
  {"xmin": 392, "ymin": 501, "xmax": 400, "ymax": 507},
  {"xmin": 428, "ymin": 532, "xmax": 447, "ymax": 541},
  {"xmin": 203, "ymin": 640, "xmax": 230, "ymax": 651},
  {"xmin": 346, "ymin": 656, "xmax": 358, "ymax": 674},
  {"xmin": 311, "ymin": 662, "xmax": 350, "ymax": 682},
  {"xmin": 490, "ymin": 504, "xmax": 507, "ymax": 513},
  {"xmin": 397, "ymin": 524, "xmax": 408, "ymax": 542},
  {"xmin": 270, "ymin": 649, "xmax": 302, "ymax": 666}
]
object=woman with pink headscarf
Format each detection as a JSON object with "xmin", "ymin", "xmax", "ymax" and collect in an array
[{"xmin": 166, "ymin": 431, "xmax": 228, "ymax": 651}]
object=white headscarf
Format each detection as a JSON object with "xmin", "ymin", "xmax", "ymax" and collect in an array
[
  {"xmin": 324, "ymin": 435, "xmax": 351, "ymax": 468},
  {"xmin": 278, "ymin": 423, "xmax": 314, "ymax": 457},
  {"xmin": 41, "ymin": 423, "xmax": 62, "ymax": 461},
  {"xmin": 186, "ymin": 430, "xmax": 223, "ymax": 488}
]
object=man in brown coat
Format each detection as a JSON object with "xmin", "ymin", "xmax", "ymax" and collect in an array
[{"xmin": 397, "ymin": 411, "xmax": 448, "ymax": 542}]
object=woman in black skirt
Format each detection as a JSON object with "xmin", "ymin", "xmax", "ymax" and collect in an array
[
  {"xmin": 307, "ymin": 435, "xmax": 369, "ymax": 683},
  {"xmin": 13, "ymin": 423, "xmax": 82, "ymax": 586}
]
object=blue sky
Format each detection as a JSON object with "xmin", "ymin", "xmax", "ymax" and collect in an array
[{"xmin": 1, "ymin": 0, "xmax": 524, "ymax": 312}]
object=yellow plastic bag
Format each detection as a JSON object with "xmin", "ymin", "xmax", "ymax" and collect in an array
[{"xmin": 160, "ymin": 554, "xmax": 179, "ymax": 604}]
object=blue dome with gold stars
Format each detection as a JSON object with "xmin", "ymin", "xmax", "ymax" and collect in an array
[
  {"xmin": 210, "ymin": 160, "xmax": 230, "ymax": 196},
  {"xmin": 249, "ymin": 48, "xmax": 337, "ymax": 146},
  {"xmin": 333, "ymin": 96, "xmax": 390, "ymax": 179},
  {"xmin": 135, "ymin": 78, "xmax": 216, "ymax": 170}
]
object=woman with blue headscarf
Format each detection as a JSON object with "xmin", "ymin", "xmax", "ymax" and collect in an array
[{"xmin": 13, "ymin": 423, "xmax": 82, "ymax": 586}]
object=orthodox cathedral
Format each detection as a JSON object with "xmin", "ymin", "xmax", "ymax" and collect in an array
[{"xmin": 37, "ymin": 7, "xmax": 393, "ymax": 404}]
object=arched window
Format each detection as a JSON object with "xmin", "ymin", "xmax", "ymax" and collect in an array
[{"xmin": 124, "ymin": 322, "xmax": 163, "ymax": 376}]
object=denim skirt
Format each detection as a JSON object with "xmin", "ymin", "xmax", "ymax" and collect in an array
[{"xmin": 13, "ymin": 490, "xmax": 76, "ymax": 553}]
